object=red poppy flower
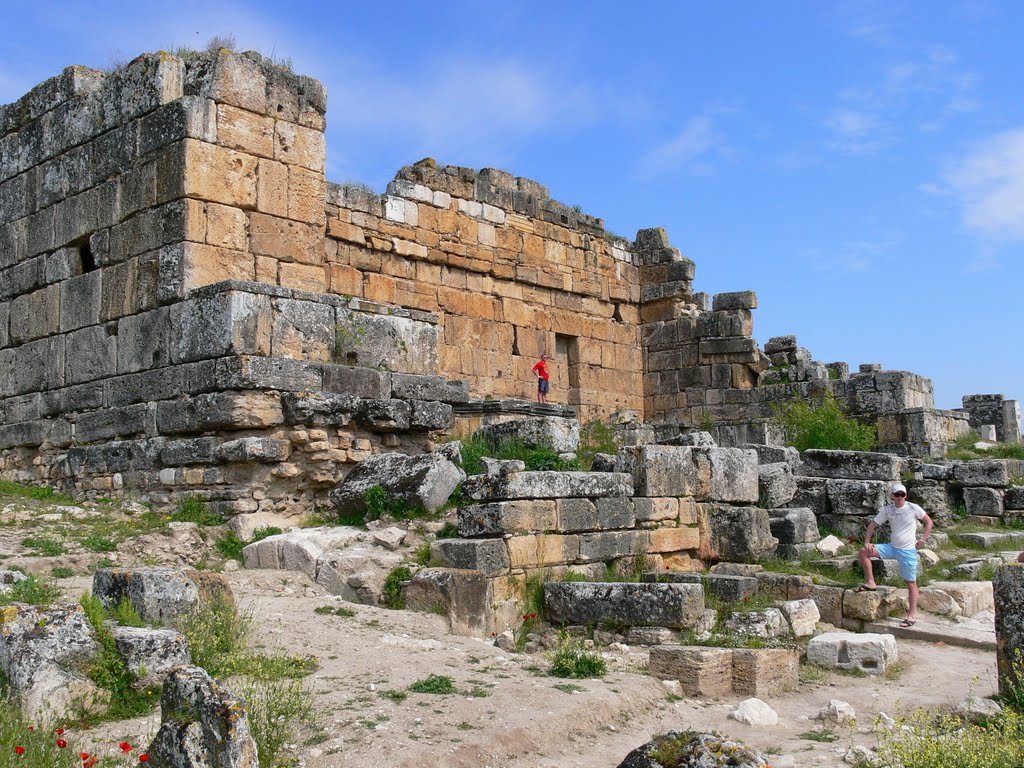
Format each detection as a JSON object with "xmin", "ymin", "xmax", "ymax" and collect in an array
[
  {"xmin": 27, "ymin": 726, "xmax": 35, "ymax": 732},
  {"xmin": 83, "ymin": 756, "xmax": 97, "ymax": 768},
  {"xmin": 56, "ymin": 728, "xmax": 66, "ymax": 735},
  {"xmin": 14, "ymin": 746, "xmax": 25, "ymax": 755},
  {"xmin": 80, "ymin": 753, "xmax": 90, "ymax": 760},
  {"xmin": 57, "ymin": 739, "xmax": 68, "ymax": 749},
  {"xmin": 139, "ymin": 757, "xmax": 150, "ymax": 763},
  {"xmin": 120, "ymin": 742, "xmax": 132, "ymax": 753}
]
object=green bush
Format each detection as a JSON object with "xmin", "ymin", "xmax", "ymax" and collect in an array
[
  {"xmin": 171, "ymin": 496, "xmax": 222, "ymax": 526},
  {"xmin": 457, "ymin": 435, "xmax": 578, "ymax": 476},
  {"xmin": 235, "ymin": 674, "xmax": 316, "ymax": 768},
  {"xmin": 578, "ymin": 420, "xmax": 621, "ymax": 470},
  {"xmin": 0, "ymin": 574, "xmax": 59, "ymax": 607},
  {"xmin": 363, "ymin": 485, "xmax": 423, "ymax": 522},
  {"xmin": 873, "ymin": 708, "xmax": 1024, "ymax": 768},
  {"xmin": 215, "ymin": 531, "xmax": 246, "ymax": 561},
  {"xmin": 382, "ymin": 566, "xmax": 413, "ymax": 609},
  {"xmin": 408, "ymin": 674, "xmax": 456, "ymax": 694},
  {"xmin": 549, "ymin": 632, "xmax": 607, "ymax": 678},
  {"xmin": 177, "ymin": 596, "xmax": 255, "ymax": 678},
  {"xmin": 775, "ymin": 393, "xmax": 876, "ymax": 452},
  {"xmin": 251, "ymin": 526, "xmax": 283, "ymax": 542}
]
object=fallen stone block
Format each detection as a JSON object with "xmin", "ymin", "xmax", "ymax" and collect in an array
[
  {"xmin": 818, "ymin": 699, "xmax": 856, "ymax": 727},
  {"xmin": 693, "ymin": 447, "xmax": 759, "ymax": 503},
  {"xmin": 918, "ymin": 587, "xmax": 961, "ymax": 617},
  {"xmin": 826, "ymin": 479, "xmax": 890, "ymax": 516},
  {"xmin": 312, "ymin": 543, "xmax": 406, "ymax": 605},
  {"xmin": 92, "ymin": 567, "xmax": 234, "ymax": 628},
  {"xmin": 0, "ymin": 602, "xmax": 104, "ymax": 721},
  {"xmin": 111, "ymin": 625, "xmax": 191, "ymax": 689},
  {"xmin": 403, "ymin": 568, "xmax": 491, "ymax": 636},
  {"xmin": 473, "ymin": 416, "xmax": 580, "ymax": 453},
  {"xmin": 146, "ymin": 665, "xmax": 258, "ymax": 768},
  {"xmin": 731, "ymin": 648, "xmax": 799, "ymax": 695},
  {"xmin": 800, "ymin": 450, "xmax": 902, "ymax": 481},
  {"xmin": 544, "ymin": 582, "xmax": 704, "ymax": 629},
  {"xmin": 463, "ymin": 470, "xmax": 633, "ymax": 502},
  {"xmin": 994, "ymin": 564, "xmax": 1024, "ymax": 699},
  {"xmin": 963, "ymin": 487, "xmax": 1004, "ymax": 518},
  {"xmin": 242, "ymin": 526, "xmax": 361, "ymax": 574},
  {"xmin": 647, "ymin": 646, "xmax": 733, "ymax": 698},
  {"xmin": 840, "ymin": 586, "xmax": 891, "ymax": 622},
  {"xmin": 780, "ymin": 598, "xmax": 820, "ymax": 637},
  {"xmin": 623, "ymin": 627, "xmax": 679, "ymax": 646},
  {"xmin": 617, "ymin": 730, "xmax": 772, "ymax": 768},
  {"xmin": 756, "ymin": 572, "xmax": 814, "ymax": 600},
  {"xmin": 927, "ymin": 580, "xmax": 993, "ymax": 616},
  {"xmin": 811, "ymin": 585, "xmax": 845, "ymax": 626},
  {"xmin": 806, "ymin": 632, "xmax": 898, "ymax": 675},
  {"xmin": 954, "ymin": 460, "xmax": 1010, "ymax": 488},
  {"xmin": 724, "ymin": 608, "xmax": 787, "ymax": 639},
  {"xmin": 330, "ymin": 450, "xmax": 465, "ymax": 516},
  {"xmin": 816, "ymin": 534, "xmax": 846, "ymax": 557}
]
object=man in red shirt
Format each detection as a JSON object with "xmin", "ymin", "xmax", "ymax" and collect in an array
[{"xmin": 532, "ymin": 354, "xmax": 551, "ymax": 403}]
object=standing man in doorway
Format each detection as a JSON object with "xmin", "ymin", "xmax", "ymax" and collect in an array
[
  {"xmin": 532, "ymin": 353, "xmax": 551, "ymax": 404},
  {"xmin": 857, "ymin": 482, "xmax": 933, "ymax": 627}
]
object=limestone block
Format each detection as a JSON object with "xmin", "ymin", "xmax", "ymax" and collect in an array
[
  {"xmin": 713, "ymin": 291, "xmax": 757, "ymax": 310},
  {"xmin": 693, "ymin": 447, "xmax": 759, "ymax": 503},
  {"xmin": 269, "ymin": 298, "xmax": 334, "ymax": 362},
  {"xmin": 335, "ymin": 311, "xmax": 439, "ymax": 375},
  {"xmin": 730, "ymin": 697, "xmax": 778, "ymax": 726},
  {"xmin": 800, "ymin": 450, "xmax": 902, "ymax": 481},
  {"xmin": 0, "ymin": 602, "xmax": 103, "ymax": 721},
  {"xmin": 156, "ymin": 392, "xmax": 284, "ymax": 433},
  {"xmin": 0, "ymin": 303, "xmax": 8, "ymax": 348},
  {"xmin": 756, "ymin": 572, "xmax": 814, "ymax": 600},
  {"xmin": 578, "ymin": 530, "xmax": 646, "ymax": 562},
  {"xmin": 322, "ymin": 365, "xmax": 391, "ymax": 399},
  {"xmin": 111, "ymin": 625, "xmax": 191, "ymax": 688},
  {"xmin": 731, "ymin": 648, "xmax": 799, "ymax": 695},
  {"xmin": 954, "ymin": 460, "xmax": 1010, "ymax": 487},
  {"xmin": 614, "ymin": 445, "xmax": 696, "ymax": 497},
  {"xmin": 170, "ymin": 290, "xmax": 272, "ymax": 364},
  {"xmin": 257, "ymin": 157, "xmax": 289, "ymax": 217},
  {"xmin": 216, "ymin": 103, "xmax": 274, "ymax": 158},
  {"xmin": 462, "ymin": 470, "xmax": 633, "ymax": 502},
  {"xmin": 817, "ymin": 534, "xmax": 846, "ymax": 557},
  {"xmin": 826, "ymin": 479, "xmax": 890, "ymax": 516},
  {"xmin": 138, "ymin": 95, "xmax": 217, "ymax": 156},
  {"xmin": 457, "ymin": 500, "xmax": 557, "ymax": 537},
  {"xmin": 330, "ymin": 451, "xmax": 464, "ymax": 515},
  {"xmin": 274, "ymin": 120, "xmax": 326, "ymax": 172},
  {"xmin": 474, "ymin": 416, "xmax": 580, "ymax": 453},
  {"xmin": 647, "ymin": 646, "xmax": 733, "ymax": 698},
  {"xmin": 404, "ymin": 568, "xmax": 491, "ymax": 636},
  {"xmin": 759, "ymin": 462, "xmax": 795, "ymax": 507},
  {"xmin": 780, "ymin": 598, "xmax": 820, "ymax": 637},
  {"xmin": 724, "ymin": 608, "xmax": 787, "ymax": 638},
  {"xmin": 811, "ymin": 585, "xmax": 845, "ymax": 626},
  {"xmin": 205, "ymin": 202, "xmax": 249, "ymax": 251},
  {"xmin": 410, "ymin": 400, "xmax": 453, "ymax": 430},
  {"xmin": 146, "ymin": 665, "xmax": 258, "ymax": 768},
  {"xmin": 248, "ymin": 213, "xmax": 321, "ymax": 265},
  {"xmin": 544, "ymin": 582, "xmax": 704, "ymax": 629},
  {"xmin": 927, "ymin": 581, "xmax": 993, "ymax": 616},
  {"xmin": 994, "ymin": 565, "xmax": 1024, "ymax": 698},
  {"xmin": 806, "ymin": 632, "xmax": 897, "ymax": 676},
  {"xmin": 964, "ymin": 486, "xmax": 1004, "ymax": 518},
  {"xmin": 217, "ymin": 356, "xmax": 322, "ymax": 393},
  {"xmin": 10, "ymin": 284, "xmax": 59, "ymax": 343},
  {"xmin": 1005, "ymin": 487, "xmax": 1024, "ymax": 510},
  {"xmin": 117, "ymin": 306, "xmax": 171, "ymax": 373},
  {"xmin": 817, "ymin": 699, "xmax": 856, "ymax": 727},
  {"xmin": 9, "ymin": 336, "xmax": 64, "ymax": 395},
  {"xmin": 93, "ymin": 567, "xmax": 233, "ymax": 628},
  {"xmin": 76, "ymin": 403, "xmax": 152, "ymax": 443},
  {"xmin": 769, "ymin": 508, "xmax": 820, "ymax": 557},
  {"xmin": 391, "ymin": 373, "xmax": 469, "ymax": 403},
  {"xmin": 918, "ymin": 587, "xmax": 961, "ymax": 617},
  {"xmin": 181, "ymin": 139, "xmax": 258, "ymax": 208},
  {"xmin": 706, "ymin": 505, "xmax": 778, "ymax": 562},
  {"xmin": 288, "ymin": 165, "xmax": 327, "ymax": 225},
  {"xmin": 216, "ymin": 437, "xmax": 289, "ymax": 463},
  {"xmin": 65, "ymin": 324, "xmax": 117, "ymax": 384},
  {"xmin": 633, "ymin": 497, "xmax": 679, "ymax": 523},
  {"xmin": 59, "ymin": 270, "xmax": 101, "ymax": 332},
  {"xmin": 793, "ymin": 476, "xmax": 830, "ymax": 517},
  {"xmin": 506, "ymin": 534, "xmax": 579, "ymax": 568},
  {"xmin": 356, "ymin": 399, "xmax": 411, "ymax": 432},
  {"xmin": 431, "ymin": 539, "xmax": 510, "ymax": 577},
  {"xmin": 647, "ymin": 526, "xmax": 700, "ymax": 553},
  {"xmin": 841, "ymin": 586, "xmax": 889, "ymax": 621}
]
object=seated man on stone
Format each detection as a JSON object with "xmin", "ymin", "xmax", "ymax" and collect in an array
[{"xmin": 856, "ymin": 483, "xmax": 933, "ymax": 628}]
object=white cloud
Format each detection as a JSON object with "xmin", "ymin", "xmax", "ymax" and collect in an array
[
  {"xmin": 638, "ymin": 116, "xmax": 723, "ymax": 177},
  {"xmin": 801, "ymin": 234, "xmax": 904, "ymax": 275},
  {"xmin": 945, "ymin": 128, "xmax": 1024, "ymax": 240}
]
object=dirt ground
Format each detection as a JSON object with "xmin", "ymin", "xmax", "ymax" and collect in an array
[{"xmin": 2, "ymin": 494, "xmax": 1000, "ymax": 768}]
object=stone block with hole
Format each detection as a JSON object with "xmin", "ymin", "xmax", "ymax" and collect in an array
[
  {"xmin": 647, "ymin": 646, "xmax": 733, "ymax": 698},
  {"xmin": 806, "ymin": 632, "xmax": 897, "ymax": 676}
]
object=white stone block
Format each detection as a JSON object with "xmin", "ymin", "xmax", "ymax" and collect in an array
[
  {"xmin": 730, "ymin": 697, "xmax": 778, "ymax": 726},
  {"xmin": 457, "ymin": 198, "xmax": 482, "ymax": 217},
  {"xmin": 384, "ymin": 196, "xmax": 418, "ymax": 226},
  {"xmin": 806, "ymin": 632, "xmax": 897, "ymax": 676},
  {"xmin": 481, "ymin": 202, "xmax": 506, "ymax": 224},
  {"xmin": 478, "ymin": 222, "xmax": 496, "ymax": 246},
  {"xmin": 431, "ymin": 190, "xmax": 451, "ymax": 209},
  {"xmin": 780, "ymin": 598, "xmax": 820, "ymax": 637},
  {"xmin": 927, "ymin": 580, "xmax": 994, "ymax": 616},
  {"xmin": 817, "ymin": 534, "xmax": 846, "ymax": 557}
]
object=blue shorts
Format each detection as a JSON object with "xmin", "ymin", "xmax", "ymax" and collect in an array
[
  {"xmin": 874, "ymin": 543, "xmax": 919, "ymax": 582},
  {"xmin": 538, "ymin": 379, "xmax": 549, "ymax": 394}
]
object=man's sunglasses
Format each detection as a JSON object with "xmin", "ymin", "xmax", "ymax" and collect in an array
[{"xmin": 892, "ymin": 492, "xmax": 906, "ymax": 497}]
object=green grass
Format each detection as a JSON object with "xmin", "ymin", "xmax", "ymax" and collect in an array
[
  {"xmin": 215, "ymin": 531, "xmax": 246, "ymax": 561},
  {"xmin": 21, "ymin": 537, "xmax": 65, "ymax": 556},
  {"xmin": 553, "ymin": 683, "xmax": 586, "ymax": 694},
  {"xmin": 251, "ymin": 526, "xmax": 283, "ymax": 542},
  {"xmin": 577, "ymin": 420, "xmax": 621, "ymax": 470},
  {"xmin": 0, "ymin": 575, "xmax": 60, "ymax": 607},
  {"xmin": 872, "ymin": 708, "xmax": 1024, "ymax": 768},
  {"xmin": 946, "ymin": 432, "xmax": 1024, "ymax": 461},
  {"xmin": 380, "ymin": 689, "xmax": 408, "ymax": 702},
  {"xmin": 177, "ymin": 595, "xmax": 255, "ymax": 678},
  {"xmin": 171, "ymin": 496, "xmax": 222, "ymax": 526},
  {"xmin": 799, "ymin": 729, "xmax": 839, "ymax": 743},
  {"xmin": 314, "ymin": 605, "xmax": 356, "ymax": 617},
  {"xmin": 457, "ymin": 435, "xmax": 579, "ymax": 476},
  {"xmin": 0, "ymin": 480, "xmax": 76, "ymax": 504},
  {"xmin": 79, "ymin": 534, "xmax": 117, "ymax": 552},
  {"xmin": 408, "ymin": 674, "xmax": 456, "ymax": 694},
  {"xmin": 0, "ymin": 697, "xmax": 84, "ymax": 767},
  {"xmin": 549, "ymin": 633, "xmax": 607, "ymax": 679},
  {"xmin": 382, "ymin": 566, "xmax": 413, "ymax": 609},
  {"xmin": 51, "ymin": 566, "xmax": 75, "ymax": 579},
  {"xmin": 235, "ymin": 675, "xmax": 316, "ymax": 768}
]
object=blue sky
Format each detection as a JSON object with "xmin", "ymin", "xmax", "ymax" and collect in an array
[{"xmin": 2, "ymin": 1, "xmax": 1022, "ymax": 410}]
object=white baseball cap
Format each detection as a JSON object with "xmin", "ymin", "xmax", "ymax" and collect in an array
[{"xmin": 891, "ymin": 483, "xmax": 907, "ymax": 494}]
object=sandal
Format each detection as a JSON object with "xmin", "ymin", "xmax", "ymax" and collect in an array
[
  {"xmin": 854, "ymin": 585, "xmax": 878, "ymax": 593},
  {"xmin": 899, "ymin": 619, "xmax": 916, "ymax": 628}
]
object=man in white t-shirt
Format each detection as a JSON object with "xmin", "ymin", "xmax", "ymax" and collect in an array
[{"xmin": 856, "ymin": 482, "xmax": 933, "ymax": 627}]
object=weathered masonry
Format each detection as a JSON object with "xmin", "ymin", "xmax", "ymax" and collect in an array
[{"xmin": 0, "ymin": 50, "xmax": 1019, "ymax": 515}]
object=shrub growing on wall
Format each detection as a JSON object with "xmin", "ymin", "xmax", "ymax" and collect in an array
[{"xmin": 774, "ymin": 393, "xmax": 876, "ymax": 452}]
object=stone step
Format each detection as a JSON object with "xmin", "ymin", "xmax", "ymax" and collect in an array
[
  {"xmin": 864, "ymin": 616, "xmax": 995, "ymax": 651},
  {"xmin": 954, "ymin": 531, "xmax": 1024, "ymax": 549}
]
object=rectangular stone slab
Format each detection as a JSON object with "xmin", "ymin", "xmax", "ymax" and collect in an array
[
  {"xmin": 544, "ymin": 581, "xmax": 703, "ymax": 629},
  {"xmin": 648, "ymin": 646, "xmax": 732, "ymax": 698}
]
